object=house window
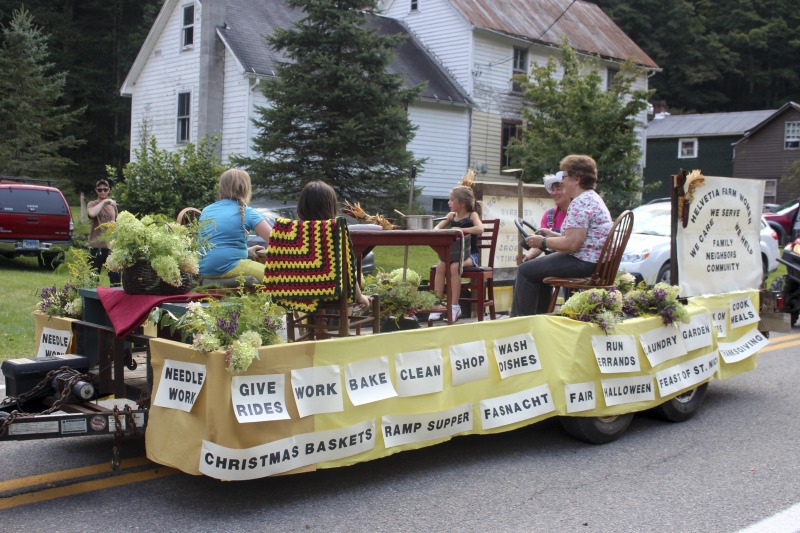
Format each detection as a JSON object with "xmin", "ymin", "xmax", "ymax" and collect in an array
[
  {"xmin": 785, "ymin": 121, "xmax": 800, "ymax": 149},
  {"xmin": 181, "ymin": 4, "xmax": 195, "ymax": 49},
  {"xmin": 177, "ymin": 92, "xmax": 191, "ymax": 143},
  {"xmin": 501, "ymin": 120, "xmax": 522, "ymax": 168},
  {"xmin": 410, "ymin": 0, "xmax": 419, "ymax": 11},
  {"xmin": 606, "ymin": 67, "xmax": 618, "ymax": 91},
  {"xmin": 678, "ymin": 138, "xmax": 698, "ymax": 158},
  {"xmin": 511, "ymin": 48, "xmax": 528, "ymax": 93},
  {"xmin": 764, "ymin": 179, "xmax": 777, "ymax": 204}
]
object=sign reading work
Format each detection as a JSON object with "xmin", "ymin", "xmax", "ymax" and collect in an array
[{"xmin": 677, "ymin": 176, "xmax": 764, "ymax": 296}]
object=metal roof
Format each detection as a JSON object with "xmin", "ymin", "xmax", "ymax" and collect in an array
[
  {"xmin": 218, "ymin": 0, "xmax": 471, "ymax": 105},
  {"xmin": 645, "ymin": 110, "xmax": 777, "ymax": 138},
  {"xmin": 449, "ymin": 0, "xmax": 658, "ymax": 68}
]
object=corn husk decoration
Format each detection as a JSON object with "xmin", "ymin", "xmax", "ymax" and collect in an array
[
  {"xmin": 678, "ymin": 169, "xmax": 705, "ymax": 227},
  {"xmin": 340, "ymin": 200, "xmax": 400, "ymax": 230},
  {"xmin": 459, "ymin": 169, "xmax": 476, "ymax": 187}
]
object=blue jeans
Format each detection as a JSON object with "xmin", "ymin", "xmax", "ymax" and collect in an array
[{"xmin": 511, "ymin": 252, "xmax": 596, "ymax": 316}]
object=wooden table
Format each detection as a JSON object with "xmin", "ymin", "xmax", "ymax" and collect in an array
[{"xmin": 350, "ymin": 229, "xmax": 463, "ymax": 324}]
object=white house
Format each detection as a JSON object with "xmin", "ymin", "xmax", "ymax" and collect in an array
[{"xmin": 121, "ymin": 0, "xmax": 657, "ymax": 210}]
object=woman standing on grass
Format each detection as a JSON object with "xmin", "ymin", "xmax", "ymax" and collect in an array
[{"xmin": 86, "ymin": 179, "xmax": 120, "ymax": 286}]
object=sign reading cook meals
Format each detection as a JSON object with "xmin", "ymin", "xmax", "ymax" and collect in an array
[{"xmin": 677, "ymin": 176, "xmax": 764, "ymax": 297}]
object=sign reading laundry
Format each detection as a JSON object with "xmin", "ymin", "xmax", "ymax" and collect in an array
[
  {"xmin": 493, "ymin": 333, "xmax": 541, "ymax": 379},
  {"xmin": 381, "ymin": 403, "xmax": 473, "ymax": 448},
  {"xmin": 231, "ymin": 374, "xmax": 290, "ymax": 423},
  {"xmin": 153, "ymin": 359, "xmax": 206, "ymax": 413},
  {"xmin": 639, "ymin": 325, "xmax": 687, "ymax": 367}
]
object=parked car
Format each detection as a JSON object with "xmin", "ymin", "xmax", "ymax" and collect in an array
[
  {"xmin": 762, "ymin": 199, "xmax": 798, "ymax": 244},
  {"xmin": 620, "ymin": 201, "xmax": 779, "ymax": 285},
  {"xmin": 246, "ymin": 200, "xmax": 375, "ymax": 275},
  {"xmin": 0, "ymin": 182, "xmax": 74, "ymax": 269}
]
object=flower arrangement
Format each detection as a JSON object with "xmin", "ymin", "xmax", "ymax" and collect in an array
[
  {"xmin": 557, "ymin": 272, "xmax": 689, "ymax": 332},
  {"xmin": 362, "ymin": 268, "xmax": 439, "ymax": 324},
  {"xmin": 37, "ymin": 249, "xmax": 99, "ymax": 318},
  {"xmin": 105, "ymin": 211, "xmax": 199, "ymax": 287},
  {"xmin": 152, "ymin": 282, "xmax": 285, "ymax": 373}
]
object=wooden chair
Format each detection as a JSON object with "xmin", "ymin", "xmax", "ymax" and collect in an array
[
  {"xmin": 262, "ymin": 217, "xmax": 380, "ymax": 341},
  {"xmin": 428, "ymin": 219, "xmax": 500, "ymax": 321},
  {"xmin": 542, "ymin": 210, "xmax": 634, "ymax": 313}
]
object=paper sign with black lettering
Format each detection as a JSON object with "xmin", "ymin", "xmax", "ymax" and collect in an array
[
  {"xmin": 716, "ymin": 327, "xmax": 768, "ymax": 363},
  {"xmin": 601, "ymin": 375, "xmax": 655, "ymax": 406},
  {"xmin": 480, "ymin": 384, "xmax": 554, "ymax": 430},
  {"xmin": 493, "ymin": 333, "xmax": 541, "ymax": 379},
  {"xmin": 656, "ymin": 351, "xmax": 719, "ymax": 397},
  {"xmin": 591, "ymin": 335, "xmax": 640, "ymax": 373},
  {"xmin": 565, "ymin": 382, "xmax": 597, "ymax": 413},
  {"xmin": 729, "ymin": 295, "xmax": 759, "ymax": 329},
  {"xmin": 395, "ymin": 349, "xmax": 443, "ymax": 397},
  {"xmin": 710, "ymin": 307, "xmax": 729, "ymax": 338},
  {"xmin": 199, "ymin": 420, "xmax": 375, "ymax": 481},
  {"xmin": 231, "ymin": 374, "xmax": 290, "ymax": 423},
  {"xmin": 344, "ymin": 356, "xmax": 396, "ymax": 406},
  {"xmin": 290, "ymin": 365, "xmax": 344, "ymax": 418},
  {"xmin": 37, "ymin": 327, "xmax": 71, "ymax": 358},
  {"xmin": 680, "ymin": 313, "xmax": 714, "ymax": 352},
  {"xmin": 639, "ymin": 325, "xmax": 687, "ymax": 367},
  {"xmin": 449, "ymin": 340, "xmax": 489, "ymax": 386},
  {"xmin": 381, "ymin": 402, "xmax": 473, "ymax": 448},
  {"xmin": 154, "ymin": 359, "xmax": 206, "ymax": 412}
]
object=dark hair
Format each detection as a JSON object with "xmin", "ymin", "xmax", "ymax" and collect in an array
[
  {"xmin": 297, "ymin": 181, "xmax": 338, "ymax": 221},
  {"xmin": 95, "ymin": 179, "xmax": 110, "ymax": 189},
  {"xmin": 560, "ymin": 155, "xmax": 598, "ymax": 190}
]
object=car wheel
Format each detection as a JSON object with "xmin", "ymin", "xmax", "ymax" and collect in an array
[
  {"xmin": 651, "ymin": 383, "xmax": 709, "ymax": 422},
  {"xmin": 781, "ymin": 276, "xmax": 800, "ymax": 326},
  {"xmin": 559, "ymin": 413, "xmax": 634, "ymax": 444},
  {"xmin": 656, "ymin": 262, "xmax": 671, "ymax": 284}
]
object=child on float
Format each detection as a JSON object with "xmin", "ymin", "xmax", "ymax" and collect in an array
[{"xmin": 429, "ymin": 185, "xmax": 484, "ymax": 321}]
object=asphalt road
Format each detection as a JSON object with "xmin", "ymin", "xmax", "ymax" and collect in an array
[{"xmin": 1, "ymin": 333, "xmax": 799, "ymax": 532}]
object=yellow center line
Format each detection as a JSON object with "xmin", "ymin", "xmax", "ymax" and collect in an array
[
  {"xmin": 0, "ymin": 456, "xmax": 153, "ymax": 493},
  {"xmin": 760, "ymin": 339, "xmax": 800, "ymax": 354},
  {"xmin": 0, "ymin": 467, "xmax": 178, "ymax": 510},
  {"xmin": 769, "ymin": 332, "xmax": 800, "ymax": 344}
]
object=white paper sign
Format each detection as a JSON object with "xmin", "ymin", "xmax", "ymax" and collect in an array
[
  {"xmin": 676, "ymin": 177, "xmax": 764, "ymax": 297},
  {"xmin": 154, "ymin": 359, "xmax": 206, "ymax": 412},
  {"xmin": 729, "ymin": 295, "xmax": 760, "ymax": 329},
  {"xmin": 717, "ymin": 327, "xmax": 769, "ymax": 363},
  {"xmin": 565, "ymin": 382, "xmax": 597, "ymax": 413},
  {"xmin": 381, "ymin": 403, "xmax": 473, "ymax": 448},
  {"xmin": 680, "ymin": 313, "xmax": 714, "ymax": 352},
  {"xmin": 199, "ymin": 420, "xmax": 375, "ymax": 481},
  {"xmin": 449, "ymin": 340, "xmax": 489, "ymax": 386},
  {"xmin": 395, "ymin": 349, "xmax": 443, "ymax": 397},
  {"xmin": 656, "ymin": 351, "xmax": 719, "ymax": 397},
  {"xmin": 290, "ymin": 365, "xmax": 344, "ymax": 418},
  {"xmin": 601, "ymin": 375, "xmax": 655, "ymax": 406},
  {"xmin": 590, "ymin": 335, "xmax": 640, "ymax": 373},
  {"xmin": 344, "ymin": 356, "xmax": 397, "ymax": 406},
  {"xmin": 639, "ymin": 325, "xmax": 687, "ymax": 367},
  {"xmin": 493, "ymin": 333, "xmax": 541, "ymax": 379},
  {"xmin": 37, "ymin": 327, "xmax": 72, "ymax": 358},
  {"xmin": 480, "ymin": 384, "xmax": 555, "ymax": 430},
  {"xmin": 231, "ymin": 374, "xmax": 290, "ymax": 423},
  {"xmin": 710, "ymin": 307, "xmax": 729, "ymax": 338}
]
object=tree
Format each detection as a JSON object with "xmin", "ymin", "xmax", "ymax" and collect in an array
[
  {"xmin": 506, "ymin": 44, "xmax": 652, "ymax": 214},
  {"xmin": 233, "ymin": 0, "xmax": 424, "ymax": 213},
  {"xmin": 111, "ymin": 125, "xmax": 224, "ymax": 218},
  {"xmin": 0, "ymin": 7, "xmax": 83, "ymax": 177}
]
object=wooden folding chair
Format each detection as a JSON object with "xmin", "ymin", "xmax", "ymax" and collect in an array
[{"xmin": 543, "ymin": 210, "xmax": 634, "ymax": 313}]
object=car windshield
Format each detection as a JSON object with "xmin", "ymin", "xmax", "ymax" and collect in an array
[{"xmin": 631, "ymin": 203, "xmax": 671, "ymax": 236}]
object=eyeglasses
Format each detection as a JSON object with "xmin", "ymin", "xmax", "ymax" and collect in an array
[{"xmin": 96, "ymin": 188, "xmax": 109, "ymax": 192}]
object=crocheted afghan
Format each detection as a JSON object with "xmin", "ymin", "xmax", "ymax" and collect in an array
[{"xmin": 262, "ymin": 217, "xmax": 356, "ymax": 312}]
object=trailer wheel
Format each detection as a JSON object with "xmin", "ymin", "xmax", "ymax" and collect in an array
[
  {"xmin": 652, "ymin": 383, "xmax": 709, "ymax": 422},
  {"xmin": 559, "ymin": 413, "xmax": 634, "ymax": 444},
  {"xmin": 781, "ymin": 276, "xmax": 800, "ymax": 326}
]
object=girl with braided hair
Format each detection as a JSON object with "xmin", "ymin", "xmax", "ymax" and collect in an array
[{"xmin": 198, "ymin": 168, "xmax": 272, "ymax": 281}]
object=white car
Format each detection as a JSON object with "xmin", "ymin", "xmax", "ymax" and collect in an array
[{"xmin": 620, "ymin": 201, "xmax": 779, "ymax": 285}]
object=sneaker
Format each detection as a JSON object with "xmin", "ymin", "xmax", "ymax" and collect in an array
[
  {"xmin": 452, "ymin": 305, "xmax": 461, "ymax": 321},
  {"xmin": 428, "ymin": 311, "xmax": 443, "ymax": 321}
]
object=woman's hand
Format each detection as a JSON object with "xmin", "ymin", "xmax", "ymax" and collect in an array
[
  {"xmin": 521, "ymin": 248, "xmax": 541, "ymax": 263},
  {"xmin": 357, "ymin": 293, "xmax": 372, "ymax": 307},
  {"xmin": 247, "ymin": 245, "xmax": 264, "ymax": 259},
  {"xmin": 536, "ymin": 228, "xmax": 558, "ymax": 238},
  {"xmin": 524, "ymin": 234, "xmax": 544, "ymax": 250}
]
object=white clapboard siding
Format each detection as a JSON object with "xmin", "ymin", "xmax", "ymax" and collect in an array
[{"xmin": 220, "ymin": 46, "xmax": 250, "ymax": 162}]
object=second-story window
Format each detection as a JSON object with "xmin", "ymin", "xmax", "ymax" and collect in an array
[
  {"xmin": 182, "ymin": 4, "xmax": 195, "ymax": 49},
  {"xmin": 512, "ymin": 48, "xmax": 528, "ymax": 93},
  {"xmin": 502, "ymin": 120, "xmax": 522, "ymax": 167},
  {"xmin": 678, "ymin": 138, "xmax": 698, "ymax": 159},
  {"xmin": 177, "ymin": 92, "xmax": 191, "ymax": 143},
  {"xmin": 410, "ymin": 0, "xmax": 419, "ymax": 11},
  {"xmin": 785, "ymin": 121, "xmax": 800, "ymax": 149},
  {"xmin": 606, "ymin": 67, "xmax": 618, "ymax": 91}
]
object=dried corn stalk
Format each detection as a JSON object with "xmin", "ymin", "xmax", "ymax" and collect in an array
[
  {"xmin": 459, "ymin": 169, "xmax": 476, "ymax": 187},
  {"xmin": 340, "ymin": 200, "xmax": 400, "ymax": 230},
  {"xmin": 678, "ymin": 169, "xmax": 706, "ymax": 221}
]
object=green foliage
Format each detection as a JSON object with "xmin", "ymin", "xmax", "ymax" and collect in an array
[
  {"xmin": 233, "ymin": 0, "xmax": 424, "ymax": 214},
  {"xmin": 506, "ymin": 43, "xmax": 652, "ymax": 214},
  {"xmin": 36, "ymin": 249, "xmax": 99, "ymax": 318},
  {"xmin": 0, "ymin": 7, "xmax": 84, "ymax": 177},
  {"xmin": 111, "ymin": 132, "xmax": 224, "ymax": 218},
  {"xmin": 363, "ymin": 269, "xmax": 439, "ymax": 321}
]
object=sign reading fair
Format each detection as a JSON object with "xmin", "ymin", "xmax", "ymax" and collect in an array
[{"xmin": 677, "ymin": 176, "xmax": 764, "ymax": 297}]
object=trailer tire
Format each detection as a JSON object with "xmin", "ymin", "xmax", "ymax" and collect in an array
[
  {"xmin": 652, "ymin": 383, "xmax": 708, "ymax": 422},
  {"xmin": 781, "ymin": 276, "xmax": 800, "ymax": 326},
  {"xmin": 559, "ymin": 413, "xmax": 634, "ymax": 444}
]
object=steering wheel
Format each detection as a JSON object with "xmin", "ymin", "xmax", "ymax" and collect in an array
[{"xmin": 514, "ymin": 219, "xmax": 538, "ymax": 250}]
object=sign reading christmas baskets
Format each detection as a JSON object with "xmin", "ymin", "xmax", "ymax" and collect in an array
[{"xmin": 145, "ymin": 291, "xmax": 763, "ymax": 481}]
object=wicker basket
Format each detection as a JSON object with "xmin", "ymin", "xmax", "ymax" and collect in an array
[{"xmin": 121, "ymin": 261, "xmax": 194, "ymax": 295}]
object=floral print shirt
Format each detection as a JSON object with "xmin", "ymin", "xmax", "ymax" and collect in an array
[{"xmin": 561, "ymin": 189, "xmax": 612, "ymax": 263}]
